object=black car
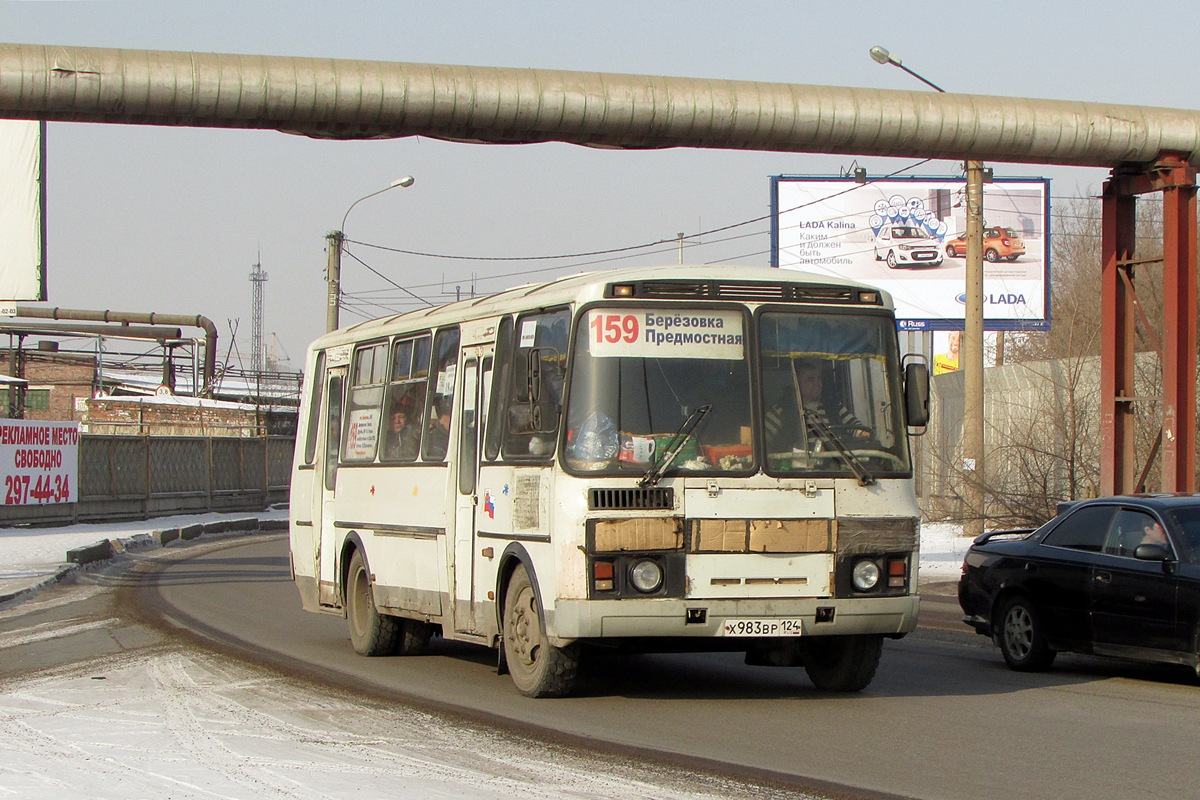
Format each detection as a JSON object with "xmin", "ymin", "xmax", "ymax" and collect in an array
[{"xmin": 958, "ymin": 495, "xmax": 1200, "ymax": 675}]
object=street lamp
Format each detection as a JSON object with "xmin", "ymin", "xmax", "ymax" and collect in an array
[
  {"xmin": 326, "ymin": 175, "xmax": 416, "ymax": 332},
  {"xmin": 870, "ymin": 46, "xmax": 986, "ymax": 538}
]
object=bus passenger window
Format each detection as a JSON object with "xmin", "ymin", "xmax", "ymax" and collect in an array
[
  {"xmin": 342, "ymin": 342, "xmax": 388, "ymax": 462},
  {"xmin": 501, "ymin": 309, "xmax": 569, "ymax": 460},
  {"xmin": 423, "ymin": 327, "xmax": 460, "ymax": 462}
]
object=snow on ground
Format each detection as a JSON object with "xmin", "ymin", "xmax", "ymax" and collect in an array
[
  {"xmin": 1, "ymin": 649, "xmax": 793, "ymax": 800},
  {"xmin": 0, "ymin": 513, "xmax": 969, "ymax": 799},
  {"xmin": 0, "ymin": 510, "xmax": 288, "ymax": 592}
]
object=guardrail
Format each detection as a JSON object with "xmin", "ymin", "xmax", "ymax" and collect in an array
[{"xmin": 0, "ymin": 434, "xmax": 294, "ymax": 526}]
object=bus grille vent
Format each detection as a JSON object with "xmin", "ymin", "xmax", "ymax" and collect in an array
[
  {"xmin": 717, "ymin": 282, "xmax": 787, "ymax": 300},
  {"xmin": 588, "ymin": 487, "xmax": 674, "ymax": 511},
  {"xmin": 792, "ymin": 286, "xmax": 856, "ymax": 302}
]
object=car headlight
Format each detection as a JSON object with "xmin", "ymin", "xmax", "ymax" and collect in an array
[
  {"xmin": 629, "ymin": 559, "xmax": 664, "ymax": 593},
  {"xmin": 852, "ymin": 559, "xmax": 881, "ymax": 591}
]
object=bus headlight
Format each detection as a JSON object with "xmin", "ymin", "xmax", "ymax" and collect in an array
[
  {"xmin": 629, "ymin": 559, "xmax": 664, "ymax": 593},
  {"xmin": 852, "ymin": 559, "xmax": 881, "ymax": 591}
]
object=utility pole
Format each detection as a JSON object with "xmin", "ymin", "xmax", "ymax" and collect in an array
[
  {"xmin": 963, "ymin": 161, "xmax": 986, "ymax": 538},
  {"xmin": 871, "ymin": 45, "xmax": 987, "ymax": 536},
  {"xmin": 326, "ymin": 230, "xmax": 344, "ymax": 333}
]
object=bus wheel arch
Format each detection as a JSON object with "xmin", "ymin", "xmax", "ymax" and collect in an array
[
  {"xmin": 342, "ymin": 540, "xmax": 401, "ymax": 656},
  {"xmin": 496, "ymin": 546, "xmax": 580, "ymax": 697}
]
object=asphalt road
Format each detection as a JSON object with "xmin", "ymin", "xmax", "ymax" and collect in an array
[{"xmin": 125, "ymin": 535, "xmax": 1200, "ymax": 800}]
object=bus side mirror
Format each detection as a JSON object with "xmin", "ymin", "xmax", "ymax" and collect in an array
[
  {"xmin": 514, "ymin": 347, "xmax": 562, "ymax": 435},
  {"xmin": 903, "ymin": 359, "xmax": 930, "ymax": 429}
]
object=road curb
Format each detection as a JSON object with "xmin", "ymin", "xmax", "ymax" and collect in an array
[{"xmin": 0, "ymin": 514, "xmax": 287, "ymax": 605}]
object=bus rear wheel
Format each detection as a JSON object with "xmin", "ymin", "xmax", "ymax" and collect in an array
[
  {"xmin": 802, "ymin": 634, "xmax": 883, "ymax": 692},
  {"xmin": 503, "ymin": 564, "xmax": 579, "ymax": 697},
  {"xmin": 346, "ymin": 549, "xmax": 400, "ymax": 656}
]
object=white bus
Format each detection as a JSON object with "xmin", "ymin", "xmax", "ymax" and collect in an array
[{"xmin": 289, "ymin": 266, "xmax": 930, "ymax": 697}]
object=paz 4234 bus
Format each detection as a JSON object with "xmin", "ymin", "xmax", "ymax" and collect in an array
[{"xmin": 289, "ymin": 266, "xmax": 930, "ymax": 697}]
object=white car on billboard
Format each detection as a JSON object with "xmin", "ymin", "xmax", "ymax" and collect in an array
[{"xmin": 873, "ymin": 224, "xmax": 944, "ymax": 269}]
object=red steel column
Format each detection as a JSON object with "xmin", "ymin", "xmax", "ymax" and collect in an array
[
  {"xmin": 1158, "ymin": 157, "xmax": 1198, "ymax": 492},
  {"xmin": 1100, "ymin": 176, "xmax": 1137, "ymax": 496}
]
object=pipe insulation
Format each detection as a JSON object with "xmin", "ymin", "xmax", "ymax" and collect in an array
[{"xmin": 0, "ymin": 43, "xmax": 1197, "ymax": 168}]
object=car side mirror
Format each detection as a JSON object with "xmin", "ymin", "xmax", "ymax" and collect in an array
[{"xmin": 1134, "ymin": 543, "xmax": 1172, "ymax": 562}]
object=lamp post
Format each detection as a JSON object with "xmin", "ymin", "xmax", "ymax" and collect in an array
[
  {"xmin": 870, "ymin": 46, "xmax": 985, "ymax": 538},
  {"xmin": 326, "ymin": 175, "xmax": 415, "ymax": 332}
]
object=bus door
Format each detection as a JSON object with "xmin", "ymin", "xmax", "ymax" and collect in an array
[
  {"xmin": 453, "ymin": 347, "xmax": 493, "ymax": 634},
  {"xmin": 316, "ymin": 367, "xmax": 347, "ymax": 607}
]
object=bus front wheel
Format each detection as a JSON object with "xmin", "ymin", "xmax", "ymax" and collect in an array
[
  {"xmin": 802, "ymin": 634, "xmax": 883, "ymax": 692},
  {"xmin": 502, "ymin": 564, "xmax": 579, "ymax": 697},
  {"xmin": 346, "ymin": 549, "xmax": 400, "ymax": 656}
]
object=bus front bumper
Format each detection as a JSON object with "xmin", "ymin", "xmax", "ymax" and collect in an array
[{"xmin": 546, "ymin": 594, "xmax": 919, "ymax": 644}]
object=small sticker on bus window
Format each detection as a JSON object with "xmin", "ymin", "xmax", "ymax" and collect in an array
[
  {"xmin": 519, "ymin": 319, "xmax": 538, "ymax": 348},
  {"xmin": 437, "ymin": 364, "xmax": 457, "ymax": 395},
  {"xmin": 345, "ymin": 408, "xmax": 380, "ymax": 458}
]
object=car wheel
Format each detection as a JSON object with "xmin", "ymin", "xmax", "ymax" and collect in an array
[
  {"xmin": 886, "ymin": 251, "xmax": 899, "ymax": 269},
  {"xmin": 997, "ymin": 596, "xmax": 1056, "ymax": 672},
  {"xmin": 946, "ymin": 244, "xmax": 958, "ymax": 257},
  {"xmin": 985, "ymin": 248, "xmax": 1000, "ymax": 262},
  {"xmin": 503, "ymin": 564, "xmax": 580, "ymax": 697},
  {"xmin": 346, "ymin": 548, "xmax": 400, "ymax": 656}
]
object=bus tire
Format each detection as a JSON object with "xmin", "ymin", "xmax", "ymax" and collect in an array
[
  {"xmin": 802, "ymin": 634, "xmax": 883, "ymax": 692},
  {"xmin": 395, "ymin": 619, "xmax": 433, "ymax": 656},
  {"xmin": 346, "ymin": 548, "xmax": 400, "ymax": 656},
  {"xmin": 503, "ymin": 564, "xmax": 579, "ymax": 697}
]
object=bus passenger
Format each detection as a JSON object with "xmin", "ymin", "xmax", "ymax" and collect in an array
[{"xmin": 384, "ymin": 405, "xmax": 420, "ymax": 461}]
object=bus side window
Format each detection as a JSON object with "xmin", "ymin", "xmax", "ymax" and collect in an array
[
  {"xmin": 502, "ymin": 309, "xmax": 569, "ymax": 460},
  {"xmin": 380, "ymin": 335, "xmax": 431, "ymax": 463},
  {"xmin": 342, "ymin": 342, "xmax": 388, "ymax": 462},
  {"xmin": 324, "ymin": 374, "xmax": 344, "ymax": 491},
  {"xmin": 303, "ymin": 351, "xmax": 326, "ymax": 465},
  {"xmin": 423, "ymin": 326, "xmax": 460, "ymax": 462},
  {"xmin": 484, "ymin": 316, "xmax": 514, "ymax": 461}
]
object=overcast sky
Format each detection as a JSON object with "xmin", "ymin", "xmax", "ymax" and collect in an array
[{"xmin": 1, "ymin": 1, "xmax": 1191, "ymax": 369}]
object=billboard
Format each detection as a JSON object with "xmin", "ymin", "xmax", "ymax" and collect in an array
[
  {"xmin": 0, "ymin": 420, "xmax": 79, "ymax": 506},
  {"xmin": 0, "ymin": 120, "xmax": 46, "ymax": 301},
  {"xmin": 771, "ymin": 175, "xmax": 1050, "ymax": 331}
]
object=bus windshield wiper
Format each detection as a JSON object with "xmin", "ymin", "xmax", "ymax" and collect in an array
[
  {"xmin": 639, "ymin": 404, "xmax": 712, "ymax": 487},
  {"xmin": 806, "ymin": 413, "xmax": 877, "ymax": 487}
]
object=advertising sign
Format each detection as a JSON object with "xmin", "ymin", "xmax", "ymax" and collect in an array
[
  {"xmin": 771, "ymin": 176, "xmax": 1050, "ymax": 330},
  {"xmin": 0, "ymin": 120, "xmax": 46, "ymax": 301},
  {"xmin": 0, "ymin": 420, "xmax": 79, "ymax": 506}
]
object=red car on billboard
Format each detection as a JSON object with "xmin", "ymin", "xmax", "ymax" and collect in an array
[{"xmin": 945, "ymin": 226, "xmax": 1026, "ymax": 262}]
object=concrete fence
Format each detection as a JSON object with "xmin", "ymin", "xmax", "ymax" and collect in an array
[{"xmin": 0, "ymin": 434, "xmax": 294, "ymax": 526}]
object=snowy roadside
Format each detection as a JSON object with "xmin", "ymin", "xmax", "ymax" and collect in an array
[{"xmin": 0, "ymin": 509, "xmax": 289, "ymax": 603}]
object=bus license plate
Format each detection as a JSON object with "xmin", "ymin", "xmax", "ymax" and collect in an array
[{"xmin": 721, "ymin": 618, "xmax": 803, "ymax": 637}]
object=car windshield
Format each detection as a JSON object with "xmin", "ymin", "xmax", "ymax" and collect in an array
[
  {"xmin": 892, "ymin": 226, "xmax": 924, "ymax": 239},
  {"xmin": 1167, "ymin": 507, "xmax": 1200, "ymax": 562}
]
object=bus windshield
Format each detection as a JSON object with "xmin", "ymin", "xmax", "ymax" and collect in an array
[
  {"xmin": 759, "ymin": 310, "xmax": 910, "ymax": 477},
  {"xmin": 563, "ymin": 305, "xmax": 910, "ymax": 478},
  {"xmin": 565, "ymin": 307, "xmax": 754, "ymax": 474}
]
